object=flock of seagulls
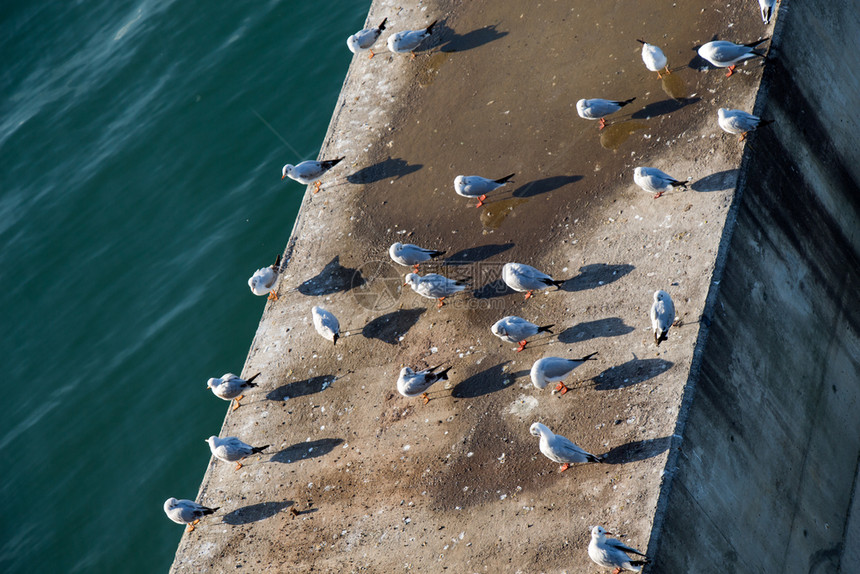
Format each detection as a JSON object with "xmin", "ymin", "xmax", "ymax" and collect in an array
[{"xmin": 165, "ymin": 3, "xmax": 777, "ymax": 571}]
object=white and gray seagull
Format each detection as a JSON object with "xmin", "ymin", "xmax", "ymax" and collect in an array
[
  {"xmin": 588, "ymin": 525, "xmax": 650, "ymax": 573},
  {"xmin": 206, "ymin": 436, "xmax": 269, "ymax": 470},
  {"xmin": 163, "ymin": 498, "xmax": 220, "ymax": 532},
  {"xmin": 248, "ymin": 254, "xmax": 281, "ymax": 300},
  {"xmin": 530, "ymin": 353, "xmax": 598, "ymax": 395},
  {"xmin": 697, "ymin": 38, "xmax": 768, "ymax": 77},
  {"xmin": 576, "ymin": 97, "xmax": 636, "ymax": 129},
  {"xmin": 207, "ymin": 372, "xmax": 261, "ymax": 411},
  {"xmin": 758, "ymin": 0, "xmax": 776, "ymax": 25},
  {"xmin": 637, "ymin": 39, "xmax": 669, "ymax": 77},
  {"xmin": 650, "ymin": 290, "xmax": 676, "ymax": 346},
  {"xmin": 281, "ymin": 157, "xmax": 345, "ymax": 193},
  {"xmin": 397, "ymin": 365, "xmax": 452, "ymax": 404},
  {"xmin": 491, "ymin": 316, "xmax": 554, "ymax": 352},
  {"xmin": 633, "ymin": 167, "xmax": 688, "ymax": 199},
  {"xmin": 387, "ymin": 20, "xmax": 437, "ymax": 58},
  {"xmin": 502, "ymin": 262, "xmax": 564, "ymax": 301},
  {"xmin": 389, "ymin": 242, "xmax": 446, "ymax": 271},
  {"xmin": 347, "ymin": 17, "xmax": 387, "ymax": 58},
  {"xmin": 312, "ymin": 305, "xmax": 340, "ymax": 345},
  {"xmin": 404, "ymin": 272, "xmax": 467, "ymax": 308},
  {"xmin": 454, "ymin": 173, "xmax": 515, "ymax": 208},
  {"xmin": 718, "ymin": 107, "xmax": 774, "ymax": 141},
  {"xmin": 529, "ymin": 422, "xmax": 604, "ymax": 472}
]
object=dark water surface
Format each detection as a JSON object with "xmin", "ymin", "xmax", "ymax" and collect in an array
[{"xmin": 0, "ymin": 1, "xmax": 369, "ymax": 571}]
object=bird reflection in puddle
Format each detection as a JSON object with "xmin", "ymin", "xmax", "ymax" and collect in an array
[
  {"xmin": 599, "ymin": 120, "xmax": 649, "ymax": 150},
  {"xmin": 480, "ymin": 197, "xmax": 529, "ymax": 229},
  {"xmin": 661, "ymin": 72, "xmax": 688, "ymax": 101}
]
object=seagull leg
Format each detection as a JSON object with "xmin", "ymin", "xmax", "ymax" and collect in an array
[
  {"xmin": 599, "ymin": 118, "xmax": 607, "ymax": 130},
  {"xmin": 436, "ymin": 297, "xmax": 446, "ymax": 308},
  {"xmin": 475, "ymin": 194, "xmax": 487, "ymax": 208},
  {"xmin": 186, "ymin": 523, "xmax": 196, "ymax": 532},
  {"xmin": 368, "ymin": 50, "xmax": 375, "ymax": 59},
  {"xmin": 612, "ymin": 569, "xmax": 622, "ymax": 574},
  {"xmin": 725, "ymin": 65, "xmax": 736, "ymax": 77},
  {"xmin": 738, "ymin": 132, "xmax": 748, "ymax": 142},
  {"xmin": 653, "ymin": 191, "xmax": 664, "ymax": 199},
  {"xmin": 313, "ymin": 181, "xmax": 322, "ymax": 193},
  {"xmin": 516, "ymin": 340, "xmax": 528, "ymax": 352},
  {"xmin": 421, "ymin": 393, "xmax": 430, "ymax": 405},
  {"xmin": 267, "ymin": 292, "xmax": 278, "ymax": 301},
  {"xmin": 235, "ymin": 461, "xmax": 243, "ymax": 470},
  {"xmin": 524, "ymin": 290, "xmax": 534, "ymax": 301},
  {"xmin": 559, "ymin": 463, "xmax": 571, "ymax": 473},
  {"xmin": 412, "ymin": 264, "xmax": 420, "ymax": 273},
  {"xmin": 554, "ymin": 381, "xmax": 570, "ymax": 395},
  {"xmin": 232, "ymin": 396, "xmax": 244, "ymax": 411},
  {"xmin": 410, "ymin": 51, "xmax": 416, "ymax": 60}
]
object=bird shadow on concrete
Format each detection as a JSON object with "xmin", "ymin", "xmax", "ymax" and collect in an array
[
  {"xmin": 267, "ymin": 375, "xmax": 336, "ymax": 401},
  {"xmin": 512, "ymin": 175, "xmax": 582, "ymax": 198},
  {"xmin": 221, "ymin": 501, "xmax": 294, "ymax": 525},
  {"xmin": 593, "ymin": 357, "xmax": 672, "ymax": 390},
  {"xmin": 445, "ymin": 243, "xmax": 514, "ymax": 265},
  {"xmin": 558, "ymin": 317, "xmax": 635, "ymax": 343},
  {"xmin": 451, "ymin": 362, "xmax": 513, "ymax": 398},
  {"xmin": 691, "ymin": 169, "xmax": 739, "ymax": 192},
  {"xmin": 472, "ymin": 278, "xmax": 515, "ymax": 299},
  {"xmin": 631, "ymin": 97, "xmax": 700, "ymax": 120},
  {"xmin": 298, "ymin": 256, "xmax": 364, "ymax": 296},
  {"xmin": 271, "ymin": 438, "xmax": 344, "ymax": 464},
  {"xmin": 601, "ymin": 436, "xmax": 671, "ymax": 464},
  {"xmin": 560, "ymin": 263, "xmax": 635, "ymax": 292},
  {"xmin": 438, "ymin": 23, "xmax": 507, "ymax": 53},
  {"xmin": 362, "ymin": 308, "xmax": 426, "ymax": 344},
  {"xmin": 346, "ymin": 157, "xmax": 422, "ymax": 184}
]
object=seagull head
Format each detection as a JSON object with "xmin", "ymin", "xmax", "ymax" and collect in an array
[
  {"xmin": 490, "ymin": 321, "xmax": 506, "ymax": 338},
  {"xmin": 529, "ymin": 422, "xmax": 550, "ymax": 437},
  {"xmin": 718, "ymin": 108, "xmax": 728, "ymax": 120},
  {"xmin": 281, "ymin": 164, "xmax": 293, "ymax": 179},
  {"xmin": 389, "ymin": 243, "xmax": 403, "ymax": 258},
  {"xmin": 634, "ymin": 167, "xmax": 644, "ymax": 179},
  {"xmin": 164, "ymin": 498, "xmax": 178, "ymax": 512},
  {"xmin": 205, "ymin": 436, "xmax": 218, "ymax": 448},
  {"xmin": 592, "ymin": 525, "xmax": 612, "ymax": 539},
  {"xmin": 575, "ymin": 99, "xmax": 588, "ymax": 114},
  {"xmin": 206, "ymin": 377, "xmax": 220, "ymax": 389},
  {"xmin": 654, "ymin": 289, "xmax": 668, "ymax": 302},
  {"xmin": 403, "ymin": 273, "xmax": 420, "ymax": 287}
]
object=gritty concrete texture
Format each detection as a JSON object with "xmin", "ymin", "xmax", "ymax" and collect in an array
[
  {"xmin": 649, "ymin": 1, "xmax": 860, "ymax": 572},
  {"xmin": 170, "ymin": 0, "xmax": 782, "ymax": 571}
]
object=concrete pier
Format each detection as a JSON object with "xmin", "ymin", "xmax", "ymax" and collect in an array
[{"xmin": 170, "ymin": 0, "xmax": 858, "ymax": 571}]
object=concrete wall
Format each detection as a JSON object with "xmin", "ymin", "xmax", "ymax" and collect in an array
[{"xmin": 650, "ymin": 1, "xmax": 860, "ymax": 572}]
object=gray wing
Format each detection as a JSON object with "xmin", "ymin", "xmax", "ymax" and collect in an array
[
  {"xmin": 726, "ymin": 110, "xmax": 760, "ymax": 131},
  {"xmin": 584, "ymin": 99, "xmax": 621, "ymax": 117},
  {"xmin": 710, "ymin": 42, "xmax": 754, "ymax": 63},
  {"xmin": 548, "ymin": 434, "xmax": 598, "ymax": 463},
  {"xmin": 399, "ymin": 372, "xmax": 437, "ymax": 396},
  {"xmin": 606, "ymin": 537, "xmax": 648, "ymax": 557},
  {"xmin": 539, "ymin": 357, "xmax": 578, "ymax": 379},
  {"xmin": 503, "ymin": 316, "xmax": 539, "ymax": 339}
]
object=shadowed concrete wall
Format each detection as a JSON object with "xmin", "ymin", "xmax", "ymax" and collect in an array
[{"xmin": 650, "ymin": 1, "xmax": 860, "ymax": 572}]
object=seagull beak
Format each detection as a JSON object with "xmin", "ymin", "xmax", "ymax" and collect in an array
[
  {"xmin": 281, "ymin": 174, "xmax": 287, "ymax": 180},
  {"xmin": 604, "ymin": 531, "xmax": 615, "ymax": 536},
  {"xmin": 402, "ymin": 282, "xmax": 408, "ymax": 287}
]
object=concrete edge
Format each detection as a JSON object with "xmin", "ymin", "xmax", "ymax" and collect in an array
[{"xmin": 644, "ymin": 0, "xmax": 792, "ymax": 562}]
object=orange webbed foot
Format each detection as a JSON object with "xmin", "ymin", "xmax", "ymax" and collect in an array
[
  {"xmin": 436, "ymin": 297, "xmax": 446, "ymax": 308},
  {"xmin": 516, "ymin": 340, "xmax": 527, "ymax": 352},
  {"xmin": 368, "ymin": 50, "xmax": 375, "ymax": 59},
  {"xmin": 421, "ymin": 393, "xmax": 430, "ymax": 405},
  {"xmin": 554, "ymin": 382, "xmax": 569, "ymax": 395},
  {"xmin": 599, "ymin": 118, "xmax": 607, "ymax": 130},
  {"xmin": 524, "ymin": 291, "xmax": 533, "ymax": 301},
  {"xmin": 235, "ymin": 462, "xmax": 243, "ymax": 470},
  {"xmin": 726, "ymin": 65, "xmax": 736, "ymax": 77},
  {"xmin": 653, "ymin": 191, "xmax": 664, "ymax": 199},
  {"xmin": 186, "ymin": 524, "xmax": 196, "ymax": 532},
  {"xmin": 267, "ymin": 292, "xmax": 278, "ymax": 301},
  {"xmin": 559, "ymin": 463, "xmax": 571, "ymax": 473}
]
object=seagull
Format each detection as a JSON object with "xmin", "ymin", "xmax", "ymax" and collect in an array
[
  {"xmin": 347, "ymin": 17, "xmax": 387, "ymax": 58},
  {"xmin": 718, "ymin": 107, "xmax": 774, "ymax": 141},
  {"xmin": 758, "ymin": 0, "xmax": 776, "ymax": 24},
  {"xmin": 502, "ymin": 262, "xmax": 564, "ymax": 300},
  {"xmin": 529, "ymin": 422, "xmax": 604, "ymax": 472},
  {"xmin": 397, "ymin": 365, "xmax": 451, "ymax": 404},
  {"xmin": 404, "ymin": 272, "xmax": 467, "ymax": 308},
  {"xmin": 454, "ymin": 173, "xmax": 515, "ymax": 208},
  {"xmin": 281, "ymin": 157, "xmax": 345, "ymax": 193},
  {"xmin": 207, "ymin": 372, "xmax": 261, "ymax": 411},
  {"xmin": 248, "ymin": 254, "xmax": 281, "ymax": 300},
  {"xmin": 312, "ymin": 305, "xmax": 340, "ymax": 345},
  {"xmin": 633, "ymin": 167, "xmax": 688, "ymax": 199},
  {"xmin": 650, "ymin": 290, "xmax": 676, "ymax": 346},
  {"xmin": 576, "ymin": 98, "xmax": 636, "ymax": 129},
  {"xmin": 163, "ymin": 498, "xmax": 220, "ymax": 532},
  {"xmin": 588, "ymin": 526, "xmax": 650, "ymax": 573},
  {"xmin": 389, "ymin": 242, "xmax": 446, "ymax": 272},
  {"xmin": 491, "ymin": 316, "xmax": 554, "ymax": 352},
  {"xmin": 530, "ymin": 353, "xmax": 598, "ymax": 395},
  {"xmin": 206, "ymin": 436, "xmax": 269, "ymax": 470},
  {"xmin": 637, "ymin": 39, "xmax": 669, "ymax": 77},
  {"xmin": 697, "ymin": 38, "xmax": 768, "ymax": 77},
  {"xmin": 387, "ymin": 20, "xmax": 437, "ymax": 58}
]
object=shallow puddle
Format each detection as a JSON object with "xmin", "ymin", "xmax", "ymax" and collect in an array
[
  {"xmin": 480, "ymin": 197, "xmax": 529, "ymax": 229},
  {"xmin": 599, "ymin": 120, "xmax": 649, "ymax": 150},
  {"xmin": 417, "ymin": 52, "xmax": 450, "ymax": 87},
  {"xmin": 661, "ymin": 72, "xmax": 688, "ymax": 100}
]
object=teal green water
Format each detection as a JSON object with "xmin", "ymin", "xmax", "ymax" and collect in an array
[{"xmin": 0, "ymin": 1, "xmax": 369, "ymax": 571}]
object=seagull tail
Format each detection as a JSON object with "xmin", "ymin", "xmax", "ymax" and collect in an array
[
  {"xmin": 332, "ymin": 332, "xmax": 339, "ymax": 346},
  {"xmin": 377, "ymin": 17, "xmax": 387, "ymax": 31},
  {"xmin": 245, "ymin": 372, "xmax": 262, "ymax": 387},
  {"xmin": 494, "ymin": 173, "xmax": 516, "ymax": 185},
  {"xmin": 430, "ymin": 249, "xmax": 446, "ymax": 258},
  {"xmin": 758, "ymin": 119, "xmax": 775, "ymax": 129},
  {"xmin": 425, "ymin": 20, "xmax": 438, "ymax": 35},
  {"xmin": 537, "ymin": 324, "xmax": 555, "ymax": 334},
  {"xmin": 542, "ymin": 277, "xmax": 565, "ymax": 288},
  {"xmin": 202, "ymin": 506, "xmax": 220, "ymax": 515},
  {"xmin": 577, "ymin": 351, "xmax": 599, "ymax": 362},
  {"xmin": 636, "ymin": 38, "xmax": 647, "ymax": 45},
  {"xmin": 436, "ymin": 366, "xmax": 452, "ymax": 380},
  {"xmin": 588, "ymin": 452, "xmax": 606, "ymax": 464},
  {"xmin": 670, "ymin": 179, "xmax": 688, "ymax": 190},
  {"xmin": 617, "ymin": 97, "xmax": 636, "ymax": 107},
  {"xmin": 655, "ymin": 329, "xmax": 668, "ymax": 346},
  {"xmin": 251, "ymin": 445, "xmax": 270, "ymax": 455},
  {"xmin": 272, "ymin": 253, "xmax": 282, "ymax": 270},
  {"xmin": 320, "ymin": 156, "xmax": 346, "ymax": 170},
  {"xmin": 745, "ymin": 37, "xmax": 770, "ymax": 48}
]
